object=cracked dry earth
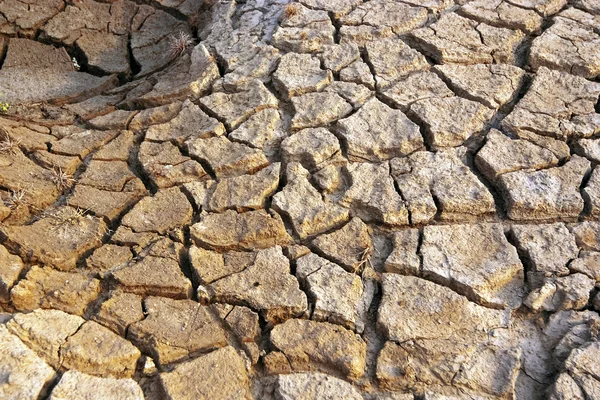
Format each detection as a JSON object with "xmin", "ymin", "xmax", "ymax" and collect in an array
[{"xmin": 1, "ymin": 1, "xmax": 600, "ymax": 400}]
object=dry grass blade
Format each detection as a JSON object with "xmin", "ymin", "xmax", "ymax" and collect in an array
[
  {"xmin": 4, "ymin": 189, "xmax": 27, "ymax": 209},
  {"xmin": 0, "ymin": 130, "xmax": 21, "ymax": 155},
  {"xmin": 49, "ymin": 167, "xmax": 75, "ymax": 191}
]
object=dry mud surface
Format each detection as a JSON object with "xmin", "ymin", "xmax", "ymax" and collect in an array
[{"xmin": 0, "ymin": 0, "xmax": 600, "ymax": 399}]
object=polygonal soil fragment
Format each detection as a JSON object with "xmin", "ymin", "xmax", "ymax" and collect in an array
[
  {"xmin": 274, "ymin": 373, "xmax": 363, "ymax": 400},
  {"xmin": 206, "ymin": 163, "xmax": 280, "ymax": 212},
  {"xmin": 291, "ymin": 91, "xmax": 353, "ymax": 130},
  {"xmin": 92, "ymin": 291, "xmax": 143, "ymax": 336},
  {"xmin": 10, "ymin": 266, "xmax": 101, "ymax": 316},
  {"xmin": 365, "ymin": 38, "xmax": 429, "ymax": 89},
  {"xmin": 48, "ymin": 370, "xmax": 144, "ymax": 400},
  {"xmin": 570, "ymin": 221, "xmax": 600, "ymax": 252},
  {"xmin": 0, "ymin": 0, "xmax": 64, "ymax": 36},
  {"xmin": 574, "ymin": 137, "xmax": 600, "ymax": 163},
  {"xmin": 502, "ymin": 67, "xmax": 600, "ymax": 140},
  {"xmin": 1, "ymin": 207, "xmax": 106, "ymax": 271},
  {"xmin": 138, "ymin": 140, "xmax": 208, "ymax": 188},
  {"xmin": 272, "ymin": 163, "xmax": 349, "ymax": 239},
  {"xmin": 434, "ymin": 64, "xmax": 526, "ymax": 109},
  {"xmin": 461, "ymin": 0, "xmax": 546, "ymax": 33},
  {"xmin": 409, "ymin": 96, "xmax": 493, "ymax": 149},
  {"xmin": 7, "ymin": 309, "xmax": 84, "ymax": 368},
  {"xmin": 128, "ymin": 296, "xmax": 228, "ymax": 366},
  {"xmin": 340, "ymin": 0, "xmax": 428, "ymax": 35},
  {"xmin": 281, "ymin": 128, "xmax": 342, "ymax": 171},
  {"xmin": 228, "ymin": 108, "xmax": 285, "ymax": 152},
  {"xmin": 121, "ymin": 187, "xmax": 193, "ymax": 234},
  {"xmin": 0, "ymin": 244, "xmax": 24, "ymax": 303},
  {"xmin": 296, "ymin": 253, "xmax": 366, "ymax": 332},
  {"xmin": 390, "ymin": 148, "xmax": 496, "ymax": 224},
  {"xmin": 339, "ymin": 60, "xmax": 375, "ymax": 89},
  {"xmin": 273, "ymin": 52, "xmax": 332, "ymax": 99},
  {"xmin": 320, "ymin": 43, "xmax": 361, "ymax": 72},
  {"xmin": 186, "ymin": 136, "xmax": 269, "ymax": 179},
  {"xmin": 583, "ymin": 167, "xmax": 600, "ymax": 217},
  {"xmin": 75, "ymin": 31, "xmax": 130, "ymax": 75},
  {"xmin": 201, "ymin": 246, "xmax": 307, "ymax": 324},
  {"xmin": 421, "ymin": 223, "xmax": 525, "ymax": 308},
  {"xmin": 145, "ymin": 100, "xmax": 225, "ymax": 144},
  {"xmin": 475, "ymin": 129, "xmax": 559, "ymax": 182},
  {"xmin": 160, "ymin": 346, "xmax": 252, "ymax": 400},
  {"xmin": 384, "ymin": 229, "xmax": 420, "ymax": 275},
  {"xmin": 409, "ymin": 13, "xmax": 525, "ymax": 64},
  {"xmin": 376, "ymin": 275, "xmax": 517, "ymax": 395},
  {"xmin": 68, "ymin": 185, "xmax": 145, "ymax": 223},
  {"xmin": 311, "ymin": 217, "xmax": 372, "ymax": 273},
  {"xmin": 190, "ymin": 209, "xmax": 293, "ymax": 251},
  {"xmin": 199, "ymin": 80, "xmax": 278, "ymax": 130},
  {"xmin": 337, "ymin": 98, "xmax": 424, "ymax": 162},
  {"xmin": 266, "ymin": 318, "xmax": 367, "ymax": 380},
  {"xmin": 189, "ymin": 247, "xmax": 257, "ymax": 285},
  {"xmin": 272, "ymin": 3, "xmax": 335, "ymax": 53},
  {"xmin": 110, "ymin": 239, "xmax": 193, "ymax": 299},
  {"xmin": 497, "ymin": 155, "xmax": 590, "ymax": 221},
  {"xmin": 380, "ymin": 71, "xmax": 454, "ymax": 111},
  {"xmin": 61, "ymin": 320, "xmax": 141, "ymax": 378},
  {"xmin": 525, "ymin": 273, "xmax": 595, "ymax": 311},
  {"xmin": 511, "ymin": 223, "xmax": 579, "ymax": 286},
  {"xmin": 0, "ymin": 325, "xmax": 56, "ymax": 400},
  {"xmin": 529, "ymin": 10, "xmax": 600, "ymax": 79}
]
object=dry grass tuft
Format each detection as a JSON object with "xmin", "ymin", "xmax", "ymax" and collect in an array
[
  {"xmin": 168, "ymin": 31, "xmax": 195, "ymax": 59},
  {"xmin": 4, "ymin": 189, "xmax": 27, "ymax": 209},
  {"xmin": 0, "ymin": 130, "xmax": 21, "ymax": 155},
  {"xmin": 283, "ymin": 3, "xmax": 300, "ymax": 19},
  {"xmin": 49, "ymin": 167, "xmax": 75, "ymax": 191}
]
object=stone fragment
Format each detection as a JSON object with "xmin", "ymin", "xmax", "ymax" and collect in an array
[
  {"xmin": 268, "ymin": 318, "xmax": 367, "ymax": 380},
  {"xmin": 320, "ymin": 43, "xmax": 361, "ymax": 72},
  {"xmin": 281, "ymin": 128, "xmax": 341, "ymax": 171},
  {"xmin": 93, "ymin": 291, "xmax": 144, "ymax": 336},
  {"xmin": 273, "ymin": 52, "xmax": 332, "ymax": 99},
  {"xmin": 10, "ymin": 266, "xmax": 101, "ymax": 316},
  {"xmin": 272, "ymin": 4, "xmax": 335, "ymax": 53},
  {"xmin": 498, "ymin": 155, "xmax": 591, "ymax": 221},
  {"xmin": 475, "ymin": 129, "xmax": 559, "ymax": 182},
  {"xmin": 187, "ymin": 136, "xmax": 269, "ymax": 179},
  {"xmin": 49, "ymin": 370, "xmax": 144, "ymax": 400},
  {"xmin": 410, "ymin": 96, "xmax": 493, "ymax": 149},
  {"xmin": 390, "ymin": 149, "xmax": 495, "ymax": 224},
  {"xmin": 421, "ymin": 223, "xmax": 524, "ymax": 308},
  {"xmin": 0, "ymin": 244, "xmax": 24, "ymax": 303},
  {"xmin": 145, "ymin": 100, "xmax": 225, "ymax": 143},
  {"xmin": 311, "ymin": 217, "xmax": 372, "ymax": 273},
  {"xmin": 511, "ymin": 223, "xmax": 579, "ymax": 284},
  {"xmin": 0, "ymin": 325, "xmax": 55, "ymax": 400},
  {"xmin": 205, "ymin": 246, "xmax": 307, "ymax": 323},
  {"xmin": 502, "ymin": 67, "xmax": 600, "ymax": 140},
  {"xmin": 574, "ymin": 138, "xmax": 600, "ymax": 163},
  {"xmin": 530, "ymin": 12, "xmax": 600, "ymax": 79},
  {"xmin": 583, "ymin": 167, "xmax": 600, "ymax": 216},
  {"xmin": 380, "ymin": 71, "xmax": 453, "ymax": 111},
  {"xmin": 7, "ymin": 309, "xmax": 84, "ymax": 368},
  {"xmin": 274, "ymin": 373, "xmax": 363, "ymax": 400},
  {"xmin": 62, "ymin": 320, "xmax": 140, "ymax": 378},
  {"xmin": 570, "ymin": 251, "xmax": 600, "ymax": 282},
  {"xmin": 384, "ymin": 229, "xmax": 420, "ymax": 275},
  {"xmin": 337, "ymin": 98, "xmax": 424, "ymax": 162},
  {"xmin": 199, "ymin": 79, "xmax": 278, "ymax": 130},
  {"xmin": 128, "ymin": 297, "xmax": 227, "ymax": 366},
  {"xmin": 191, "ymin": 210, "xmax": 293, "ymax": 251},
  {"xmin": 434, "ymin": 64, "xmax": 526, "ymax": 109},
  {"xmin": 340, "ymin": 162, "xmax": 409, "ymax": 226},
  {"xmin": 206, "ymin": 164, "xmax": 279, "ymax": 212},
  {"xmin": 291, "ymin": 92, "xmax": 353, "ymax": 129},
  {"xmin": 365, "ymin": 38, "xmax": 429, "ymax": 88},
  {"xmin": 121, "ymin": 187, "xmax": 192, "ymax": 234},
  {"xmin": 461, "ymin": 0, "xmax": 545, "ymax": 33},
  {"xmin": 340, "ymin": 0, "xmax": 428, "ymax": 35},
  {"xmin": 339, "ymin": 60, "xmax": 375, "ymax": 89},
  {"xmin": 296, "ymin": 253, "xmax": 365, "ymax": 331},
  {"xmin": 160, "ymin": 346, "xmax": 252, "ymax": 400},
  {"xmin": 273, "ymin": 163, "xmax": 349, "ymax": 239}
]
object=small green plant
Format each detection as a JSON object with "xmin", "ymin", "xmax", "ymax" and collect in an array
[{"xmin": 0, "ymin": 102, "xmax": 8, "ymax": 113}]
